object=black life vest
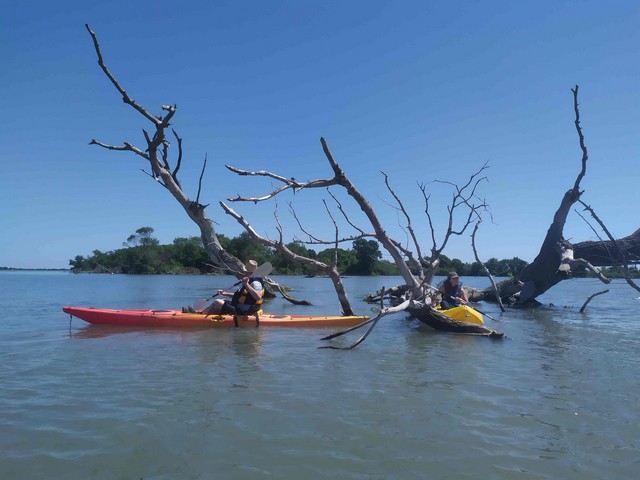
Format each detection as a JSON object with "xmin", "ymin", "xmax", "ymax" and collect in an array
[
  {"xmin": 443, "ymin": 280, "xmax": 463, "ymax": 303},
  {"xmin": 231, "ymin": 277, "xmax": 264, "ymax": 308}
]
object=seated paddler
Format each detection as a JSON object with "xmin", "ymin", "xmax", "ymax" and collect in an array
[
  {"xmin": 438, "ymin": 271, "xmax": 468, "ymax": 310},
  {"xmin": 200, "ymin": 260, "xmax": 265, "ymax": 316}
]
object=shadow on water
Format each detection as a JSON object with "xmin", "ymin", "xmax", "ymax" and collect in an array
[
  {"xmin": 69, "ymin": 322, "xmax": 265, "ymax": 364},
  {"xmin": 68, "ymin": 324, "xmax": 216, "ymax": 339}
]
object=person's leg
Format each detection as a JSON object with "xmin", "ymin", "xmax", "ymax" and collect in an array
[
  {"xmin": 220, "ymin": 302, "xmax": 237, "ymax": 315},
  {"xmin": 201, "ymin": 299, "xmax": 225, "ymax": 315}
]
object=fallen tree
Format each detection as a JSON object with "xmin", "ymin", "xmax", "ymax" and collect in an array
[{"xmin": 464, "ymin": 87, "xmax": 638, "ymax": 306}]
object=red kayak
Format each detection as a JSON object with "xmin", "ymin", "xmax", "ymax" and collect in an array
[{"xmin": 63, "ymin": 306, "xmax": 369, "ymax": 328}]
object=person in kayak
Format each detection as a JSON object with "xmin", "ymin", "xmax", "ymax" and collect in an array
[
  {"xmin": 438, "ymin": 271, "xmax": 468, "ymax": 309},
  {"xmin": 198, "ymin": 260, "xmax": 265, "ymax": 315}
]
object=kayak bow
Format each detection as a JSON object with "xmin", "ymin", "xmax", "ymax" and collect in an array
[{"xmin": 438, "ymin": 305, "xmax": 484, "ymax": 325}]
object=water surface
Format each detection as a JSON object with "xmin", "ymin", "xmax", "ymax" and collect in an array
[{"xmin": 1, "ymin": 272, "xmax": 638, "ymax": 479}]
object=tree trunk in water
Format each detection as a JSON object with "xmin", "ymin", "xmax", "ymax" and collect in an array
[
  {"xmin": 515, "ymin": 188, "xmax": 582, "ymax": 303},
  {"xmin": 326, "ymin": 268, "xmax": 355, "ymax": 316}
]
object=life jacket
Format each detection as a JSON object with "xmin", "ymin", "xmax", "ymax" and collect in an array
[
  {"xmin": 232, "ymin": 277, "xmax": 264, "ymax": 310},
  {"xmin": 442, "ymin": 280, "xmax": 463, "ymax": 304}
]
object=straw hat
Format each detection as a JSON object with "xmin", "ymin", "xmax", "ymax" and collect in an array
[{"xmin": 244, "ymin": 260, "xmax": 258, "ymax": 273}]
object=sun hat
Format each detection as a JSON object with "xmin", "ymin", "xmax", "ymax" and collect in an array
[
  {"xmin": 244, "ymin": 260, "xmax": 258, "ymax": 273},
  {"xmin": 447, "ymin": 272, "xmax": 459, "ymax": 279}
]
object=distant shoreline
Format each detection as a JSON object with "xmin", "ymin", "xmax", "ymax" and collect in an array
[{"xmin": 0, "ymin": 267, "xmax": 70, "ymax": 272}]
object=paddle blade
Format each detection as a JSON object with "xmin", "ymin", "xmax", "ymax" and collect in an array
[{"xmin": 253, "ymin": 261, "xmax": 273, "ymax": 277}]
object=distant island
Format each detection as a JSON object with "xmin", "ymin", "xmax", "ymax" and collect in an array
[
  {"xmin": 0, "ymin": 267, "xmax": 69, "ymax": 272},
  {"xmin": 67, "ymin": 227, "xmax": 638, "ymax": 278},
  {"xmin": 67, "ymin": 226, "xmax": 527, "ymax": 277}
]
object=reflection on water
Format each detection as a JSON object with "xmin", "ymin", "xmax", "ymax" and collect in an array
[{"xmin": 0, "ymin": 272, "xmax": 639, "ymax": 479}]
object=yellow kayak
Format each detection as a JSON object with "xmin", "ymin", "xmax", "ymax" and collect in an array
[{"xmin": 437, "ymin": 305, "xmax": 484, "ymax": 325}]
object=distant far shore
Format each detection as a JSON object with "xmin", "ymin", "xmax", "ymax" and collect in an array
[{"xmin": 0, "ymin": 267, "xmax": 70, "ymax": 272}]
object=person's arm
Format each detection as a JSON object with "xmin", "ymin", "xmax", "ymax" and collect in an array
[
  {"xmin": 460, "ymin": 287, "xmax": 469, "ymax": 304},
  {"xmin": 242, "ymin": 277, "xmax": 263, "ymax": 301}
]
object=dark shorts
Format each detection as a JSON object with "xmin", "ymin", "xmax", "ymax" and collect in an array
[
  {"xmin": 220, "ymin": 301, "xmax": 237, "ymax": 315},
  {"xmin": 221, "ymin": 300, "xmax": 259, "ymax": 315}
]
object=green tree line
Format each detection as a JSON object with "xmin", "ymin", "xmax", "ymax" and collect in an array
[
  {"xmin": 70, "ymin": 227, "xmax": 638, "ymax": 278},
  {"xmin": 89, "ymin": 227, "xmax": 640, "ymax": 279},
  {"xmin": 69, "ymin": 228, "xmax": 394, "ymax": 275}
]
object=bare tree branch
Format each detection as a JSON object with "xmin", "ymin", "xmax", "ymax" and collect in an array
[
  {"xmin": 578, "ymin": 200, "xmax": 640, "ymax": 293},
  {"xmin": 322, "ymin": 199, "xmax": 340, "ymax": 269},
  {"xmin": 89, "ymin": 139, "xmax": 151, "ymax": 160},
  {"xmin": 320, "ymin": 297, "xmax": 413, "ymax": 350},
  {"xmin": 580, "ymin": 290, "xmax": 609, "ymax": 313},
  {"xmin": 171, "ymin": 129, "xmax": 183, "ymax": 185},
  {"xmin": 419, "ymin": 183, "xmax": 438, "ymax": 258},
  {"xmin": 326, "ymin": 189, "xmax": 369, "ymax": 237},
  {"xmin": 220, "ymin": 201, "xmax": 356, "ymax": 315},
  {"xmin": 195, "ymin": 153, "xmax": 207, "ymax": 207},
  {"xmin": 571, "ymin": 85, "xmax": 588, "ymax": 193},
  {"xmin": 471, "ymin": 220, "xmax": 505, "ymax": 312},
  {"xmin": 86, "ymin": 24, "xmax": 244, "ymax": 274},
  {"xmin": 382, "ymin": 172, "xmax": 424, "ymax": 276},
  {"xmin": 85, "ymin": 24, "xmax": 161, "ymax": 126},
  {"xmin": 225, "ymin": 165, "xmax": 338, "ymax": 201}
]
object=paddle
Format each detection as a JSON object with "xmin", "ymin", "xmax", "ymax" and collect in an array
[
  {"xmin": 465, "ymin": 303, "xmax": 498, "ymax": 322},
  {"xmin": 192, "ymin": 262, "xmax": 273, "ymax": 310}
]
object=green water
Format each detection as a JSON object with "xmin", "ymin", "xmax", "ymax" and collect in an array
[{"xmin": 1, "ymin": 271, "xmax": 638, "ymax": 479}]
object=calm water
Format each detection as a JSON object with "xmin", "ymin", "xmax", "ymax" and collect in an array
[{"xmin": 1, "ymin": 271, "xmax": 638, "ymax": 479}]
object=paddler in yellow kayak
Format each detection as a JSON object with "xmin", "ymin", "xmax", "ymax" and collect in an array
[{"xmin": 438, "ymin": 271, "xmax": 469, "ymax": 309}]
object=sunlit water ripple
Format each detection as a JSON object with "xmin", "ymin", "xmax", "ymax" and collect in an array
[{"xmin": 0, "ymin": 272, "xmax": 638, "ymax": 479}]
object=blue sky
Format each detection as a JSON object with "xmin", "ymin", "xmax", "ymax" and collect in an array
[{"xmin": 2, "ymin": 0, "xmax": 639, "ymax": 269}]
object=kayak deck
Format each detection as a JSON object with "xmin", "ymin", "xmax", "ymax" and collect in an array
[
  {"xmin": 438, "ymin": 305, "xmax": 484, "ymax": 325},
  {"xmin": 63, "ymin": 306, "xmax": 369, "ymax": 328}
]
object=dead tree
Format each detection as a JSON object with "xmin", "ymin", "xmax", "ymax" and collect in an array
[
  {"xmin": 417, "ymin": 164, "xmax": 490, "ymax": 283},
  {"xmin": 226, "ymin": 140, "xmax": 421, "ymax": 291},
  {"xmin": 514, "ymin": 86, "xmax": 595, "ymax": 303},
  {"xmin": 224, "ymin": 138, "xmax": 498, "ymax": 336},
  {"xmin": 85, "ymin": 25, "xmax": 243, "ymax": 275},
  {"xmin": 220, "ymin": 201, "xmax": 356, "ymax": 315},
  {"xmin": 466, "ymin": 86, "xmax": 635, "ymax": 305}
]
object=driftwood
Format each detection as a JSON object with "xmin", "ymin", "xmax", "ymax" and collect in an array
[
  {"xmin": 320, "ymin": 289, "xmax": 410, "ymax": 349},
  {"xmin": 580, "ymin": 290, "xmax": 609, "ymax": 313}
]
